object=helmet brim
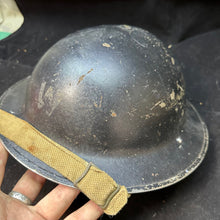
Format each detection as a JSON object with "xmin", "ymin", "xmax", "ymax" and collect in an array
[{"xmin": 0, "ymin": 76, "xmax": 209, "ymax": 193}]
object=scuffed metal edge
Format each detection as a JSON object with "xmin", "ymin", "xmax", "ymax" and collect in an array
[
  {"xmin": 127, "ymin": 102, "xmax": 209, "ymax": 193},
  {"xmin": 0, "ymin": 79, "xmax": 209, "ymax": 193}
]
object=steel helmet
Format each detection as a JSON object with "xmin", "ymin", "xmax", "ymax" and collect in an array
[{"xmin": 0, "ymin": 25, "xmax": 208, "ymax": 193}]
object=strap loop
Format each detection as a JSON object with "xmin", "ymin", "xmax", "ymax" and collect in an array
[
  {"xmin": 101, "ymin": 184, "xmax": 120, "ymax": 209},
  {"xmin": 73, "ymin": 162, "xmax": 93, "ymax": 186}
]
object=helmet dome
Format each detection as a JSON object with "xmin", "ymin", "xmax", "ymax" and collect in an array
[{"xmin": 25, "ymin": 25, "xmax": 185, "ymax": 155}]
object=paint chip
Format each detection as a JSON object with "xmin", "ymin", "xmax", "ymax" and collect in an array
[
  {"xmin": 145, "ymin": 114, "xmax": 151, "ymax": 119},
  {"xmin": 123, "ymin": 25, "xmax": 131, "ymax": 30},
  {"xmin": 159, "ymin": 102, "xmax": 166, "ymax": 108},
  {"xmin": 102, "ymin": 43, "xmax": 111, "ymax": 48},
  {"xmin": 170, "ymin": 89, "xmax": 175, "ymax": 100},
  {"xmin": 171, "ymin": 57, "xmax": 175, "ymax": 65},
  {"xmin": 111, "ymin": 110, "xmax": 117, "ymax": 117},
  {"xmin": 176, "ymin": 137, "xmax": 182, "ymax": 143}
]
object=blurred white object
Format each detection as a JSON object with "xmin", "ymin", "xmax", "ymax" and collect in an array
[{"xmin": 0, "ymin": 0, "xmax": 24, "ymax": 40}]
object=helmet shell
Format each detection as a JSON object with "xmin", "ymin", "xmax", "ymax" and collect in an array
[
  {"xmin": 25, "ymin": 25, "xmax": 185, "ymax": 155},
  {"xmin": 0, "ymin": 25, "xmax": 208, "ymax": 193}
]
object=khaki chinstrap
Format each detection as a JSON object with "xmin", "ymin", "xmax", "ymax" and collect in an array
[{"xmin": 0, "ymin": 109, "xmax": 129, "ymax": 215}]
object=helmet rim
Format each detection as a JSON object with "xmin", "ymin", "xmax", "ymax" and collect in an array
[{"xmin": 0, "ymin": 76, "xmax": 209, "ymax": 193}]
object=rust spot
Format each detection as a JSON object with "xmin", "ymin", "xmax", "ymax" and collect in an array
[
  {"xmin": 77, "ymin": 74, "xmax": 86, "ymax": 85},
  {"xmin": 77, "ymin": 68, "xmax": 94, "ymax": 85},
  {"xmin": 111, "ymin": 110, "xmax": 117, "ymax": 117},
  {"xmin": 94, "ymin": 95, "xmax": 103, "ymax": 108},
  {"xmin": 87, "ymin": 68, "xmax": 93, "ymax": 74},
  {"xmin": 28, "ymin": 145, "xmax": 37, "ymax": 153}
]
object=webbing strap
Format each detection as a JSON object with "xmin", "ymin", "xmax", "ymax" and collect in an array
[{"xmin": 0, "ymin": 109, "xmax": 129, "ymax": 215}]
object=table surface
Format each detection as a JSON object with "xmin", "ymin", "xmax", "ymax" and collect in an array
[{"xmin": 0, "ymin": 1, "xmax": 220, "ymax": 219}]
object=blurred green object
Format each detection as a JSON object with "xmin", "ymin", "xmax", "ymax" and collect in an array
[
  {"xmin": 0, "ymin": 0, "xmax": 24, "ymax": 40},
  {"xmin": 0, "ymin": 32, "xmax": 10, "ymax": 40}
]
